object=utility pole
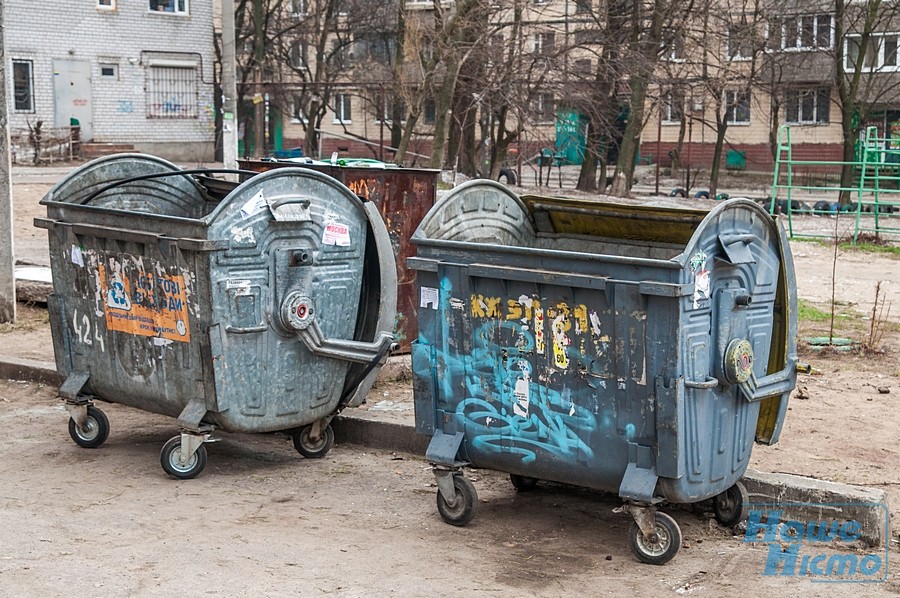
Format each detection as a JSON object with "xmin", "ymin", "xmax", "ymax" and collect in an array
[
  {"xmin": 0, "ymin": 5, "xmax": 16, "ymax": 323},
  {"xmin": 252, "ymin": 0, "xmax": 266, "ymax": 158},
  {"xmin": 221, "ymin": 0, "xmax": 239, "ymax": 170}
]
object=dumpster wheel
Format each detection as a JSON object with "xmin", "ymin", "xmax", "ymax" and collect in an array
[
  {"xmin": 160, "ymin": 436, "xmax": 208, "ymax": 480},
  {"xmin": 292, "ymin": 424, "xmax": 334, "ymax": 459},
  {"xmin": 436, "ymin": 474, "xmax": 477, "ymax": 526},
  {"xmin": 67, "ymin": 405, "xmax": 110, "ymax": 449},
  {"xmin": 713, "ymin": 481, "xmax": 749, "ymax": 528},
  {"xmin": 628, "ymin": 512, "xmax": 682, "ymax": 565},
  {"xmin": 509, "ymin": 474, "xmax": 539, "ymax": 492}
]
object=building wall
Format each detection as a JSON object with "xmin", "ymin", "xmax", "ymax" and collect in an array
[{"xmin": 4, "ymin": 0, "xmax": 215, "ymax": 161}]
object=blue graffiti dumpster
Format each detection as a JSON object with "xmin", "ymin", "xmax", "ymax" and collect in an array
[
  {"xmin": 36, "ymin": 154, "xmax": 397, "ymax": 479},
  {"xmin": 409, "ymin": 180, "xmax": 798, "ymax": 564}
]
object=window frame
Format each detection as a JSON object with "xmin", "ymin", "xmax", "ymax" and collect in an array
[
  {"xmin": 726, "ymin": 24, "xmax": 754, "ymax": 61},
  {"xmin": 149, "ymin": 0, "xmax": 188, "ymax": 15},
  {"xmin": 661, "ymin": 90, "xmax": 684, "ymax": 125},
  {"xmin": 776, "ymin": 14, "xmax": 833, "ymax": 52},
  {"xmin": 99, "ymin": 63, "xmax": 119, "ymax": 79},
  {"xmin": 12, "ymin": 59, "xmax": 35, "ymax": 113},
  {"xmin": 845, "ymin": 32, "xmax": 900, "ymax": 72},
  {"xmin": 784, "ymin": 87, "xmax": 830, "ymax": 125},
  {"xmin": 290, "ymin": 0, "xmax": 308, "ymax": 17},
  {"xmin": 724, "ymin": 90, "xmax": 751, "ymax": 125},
  {"xmin": 333, "ymin": 93, "xmax": 352, "ymax": 124},
  {"xmin": 531, "ymin": 92, "xmax": 555, "ymax": 124},
  {"xmin": 97, "ymin": 0, "xmax": 116, "ymax": 10}
]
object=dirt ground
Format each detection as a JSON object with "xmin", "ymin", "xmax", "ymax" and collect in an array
[{"xmin": 2, "ymin": 169, "xmax": 899, "ymax": 594}]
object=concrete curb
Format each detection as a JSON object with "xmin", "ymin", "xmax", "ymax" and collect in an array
[{"xmin": 0, "ymin": 354, "xmax": 890, "ymax": 548}]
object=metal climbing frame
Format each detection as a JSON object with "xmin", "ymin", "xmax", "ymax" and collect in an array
[{"xmin": 771, "ymin": 125, "xmax": 900, "ymax": 243}]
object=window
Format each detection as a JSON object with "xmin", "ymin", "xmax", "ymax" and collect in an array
[
  {"xmin": 573, "ymin": 58, "xmax": 592, "ymax": 76},
  {"xmin": 531, "ymin": 93, "xmax": 554, "ymax": 123},
  {"xmin": 661, "ymin": 90, "xmax": 684, "ymax": 123},
  {"xmin": 374, "ymin": 93, "xmax": 406, "ymax": 123},
  {"xmin": 785, "ymin": 88, "xmax": 830, "ymax": 124},
  {"xmin": 356, "ymin": 34, "xmax": 396, "ymax": 64},
  {"xmin": 575, "ymin": 0, "xmax": 591, "ymax": 13},
  {"xmin": 147, "ymin": 64, "xmax": 198, "ymax": 118},
  {"xmin": 726, "ymin": 25, "xmax": 753, "ymax": 60},
  {"xmin": 776, "ymin": 14, "xmax": 832, "ymax": 51},
  {"xmin": 149, "ymin": 0, "xmax": 187, "ymax": 14},
  {"xmin": 424, "ymin": 99, "xmax": 436, "ymax": 124},
  {"xmin": 99, "ymin": 64, "xmax": 118, "ymax": 79},
  {"xmin": 290, "ymin": 0, "xmax": 307, "ymax": 16},
  {"xmin": 333, "ymin": 93, "xmax": 351, "ymax": 123},
  {"xmin": 532, "ymin": 32, "xmax": 555, "ymax": 56},
  {"xmin": 574, "ymin": 29, "xmax": 601, "ymax": 46},
  {"xmin": 488, "ymin": 34, "xmax": 505, "ymax": 64},
  {"xmin": 12, "ymin": 60, "xmax": 34, "ymax": 112},
  {"xmin": 725, "ymin": 90, "xmax": 750, "ymax": 124},
  {"xmin": 846, "ymin": 34, "xmax": 900, "ymax": 72},
  {"xmin": 661, "ymin": 30, "xmax": 685, "ymax": 61},
  {"xmin": 98, "ymin": 0, "xmax": 116, "ymax": 9},
  {"xmin": 290, "ymin": 41, "xmax": 308, "ymax": 68},
  {"xmin": 291, "ymin": 95, "xmax": 307, "ymax": 123}
]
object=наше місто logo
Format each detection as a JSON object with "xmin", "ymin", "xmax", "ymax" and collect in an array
[{"xmin": 744, "ymin": 504, "xmax": 889, "ymax": 583}]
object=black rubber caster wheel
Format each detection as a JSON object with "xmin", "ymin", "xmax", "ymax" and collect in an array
[
  {"xmin": 436, "ymin": 475, "xmax": 477, "ymax": 526},
  {"xmin": 509, "ymin": 473, "xmax": 539, "ymax": 492},
  {"xmin": 713, "ymin": 481, "xmax": 750, "ymax": 527},
  {"xmin": 292, "ymin": 424, "xmax": 334, "ymax": 459},
  {"xmin": 68, "ymin": 405, "xmax": 110, "ymax": 449},
  {"xmin": 628, "ymin": 512, "xmax": 682, "ymax": 565},
  {"xmin": 160, "ymin": 436, "xmax": 208, "ymax": 480}
]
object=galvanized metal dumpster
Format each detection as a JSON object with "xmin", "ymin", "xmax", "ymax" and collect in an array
[
  {"xmin": 409, "ymin": 180, "xmax": 798, "ymax": 564},
  {"xmin": 36, "ymin": 154, "xmax": 397, "ymax": 479}
]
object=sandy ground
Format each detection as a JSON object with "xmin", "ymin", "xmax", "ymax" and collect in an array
[{"xmin": 1, "ymin": 166, "xmax": 899, "ymax": 594}]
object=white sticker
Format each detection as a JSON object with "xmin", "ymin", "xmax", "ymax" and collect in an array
[
  {"xmin": 513, "ymin": 378, "xmax": 530, "ymax": 417},
  {"xmin": 240, "ymin": 190, "xmax": 267, "ymax": 219},
  {"xmin": 322, "ymin": 221, "xmax": 351, "ymax": 246},
  {"xmin": 71, "ymin": 245, "xmax": 84, "ymax": 267},
  {"xmin": 226, "ymin": 279, "xmax": 252, "ymax": 290},
  {"xmin": 420, "ymin": 286, "xmax": 439, "ymax": 309}
]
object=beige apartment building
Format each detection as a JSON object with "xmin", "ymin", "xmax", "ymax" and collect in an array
[{"xmin": 230, "ymin": 0, "xmax": 900, "ymax": 174}]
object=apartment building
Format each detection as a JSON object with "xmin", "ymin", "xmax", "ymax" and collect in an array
[
  {"xmin": 4, "ymin": 0, "xmax": 216, "ymax": 161},
  {"xmin": 648, "ymin": 3, "xmax": 900, "ymax": 172}
]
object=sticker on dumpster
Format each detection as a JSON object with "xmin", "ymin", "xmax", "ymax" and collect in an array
[
  {"xmin": 322, "ymin": 221, "xmax": 351, "ymax": 246},
  {"xmin": 690, "ymin": 250, "xmax": 710, "ymax": 309},
  {"xmin": 71, "ymin": 245, "xmax": 85, "ymax": 267},
  {"xmin": 240, "ymin": 189, "xmax": 267, "ymax": 219},
  {"xmin": 420, "ymin": 286, "xmax": 439, "ymax": 309},
  {"xmin": 98, "ymin": 261, "xmax": 191, "ymax": 342}
]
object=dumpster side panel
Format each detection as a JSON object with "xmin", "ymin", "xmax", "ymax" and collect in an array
[
  {"xmin": 45, "ymin": 222, "xmax": 211, "ymax": 419},
  {"xmin": 413, "ymin": 255, "xmax": 681, "ymax": 494}
]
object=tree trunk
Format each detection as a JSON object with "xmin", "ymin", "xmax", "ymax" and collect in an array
[
  {"xmin": 610, "ymin": 76, "xmax": 648, "ymax": 196},
  {"xmin": 709, "ymin": 118, "xmax": 727, "ymax": 199},
  {"xmin": 576, "ymin": 119, "xmax": 600, "ymax": 192}
]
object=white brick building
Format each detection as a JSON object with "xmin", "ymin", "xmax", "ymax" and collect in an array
[{"xmin": 4, "ymin": 0, "xmax": 215, "ymax": 161}]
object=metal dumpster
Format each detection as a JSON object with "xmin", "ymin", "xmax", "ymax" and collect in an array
[
  {"xmin": 239, "ymin": 158, "xmax": 439, "ymax": 352},
  {"xmin": 36, "ymin": 154, "xmax": 397, "ymax": 479},
  {"xmin": 409, "ymin": 180, "xmax": 798, "ymax": 564}
]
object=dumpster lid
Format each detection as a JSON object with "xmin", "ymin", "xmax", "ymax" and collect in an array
[{"xmin": 521, "ymin": 195, "xmax": 708, "ymax": 246}]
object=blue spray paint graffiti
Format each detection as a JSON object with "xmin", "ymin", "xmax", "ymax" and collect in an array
[{"xmin": 414, "ymin": 277, "xmax": 640, "ymax": 467}]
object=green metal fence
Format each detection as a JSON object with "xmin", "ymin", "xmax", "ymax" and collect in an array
[{"xmin": 770, "ymin": 125, "xmax": 900, "ymax": 243}]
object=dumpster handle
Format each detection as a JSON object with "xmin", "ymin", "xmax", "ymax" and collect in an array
[
  {"xmin": 684, "ymin": 377, "xmax": 718, "ymax": 389},
  {"xmin": 225, "ymin": 324, "xmax": 268, "ymax": 334},
  {"xmin": 76, "ymin": 169, "xmax": 261, "ymax": 206}
]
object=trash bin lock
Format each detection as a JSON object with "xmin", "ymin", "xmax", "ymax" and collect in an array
[
  {"xmin": 409, "ymin": 179, "xmax": 798, "ymax": 565},
  {"xmin": 724, "ymin": 339, "xmax": 755, "ymax": 385},
  {"xmin": 281, "ymin": 292, "xmax": 315, "ymax": 331},
  {"xmin": 37, "ymin": 154, "xmax": 398, "ymax": 479}
]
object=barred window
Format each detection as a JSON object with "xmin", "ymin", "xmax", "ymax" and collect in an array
[{"xmin": 147, "ymin": 65, "xmax": 198, "ymax": 118}]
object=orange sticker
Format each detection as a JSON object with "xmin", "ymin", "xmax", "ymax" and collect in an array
[{"xmin": 98, "ymin": 262, "xmax": 191, "ymax": 342}]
